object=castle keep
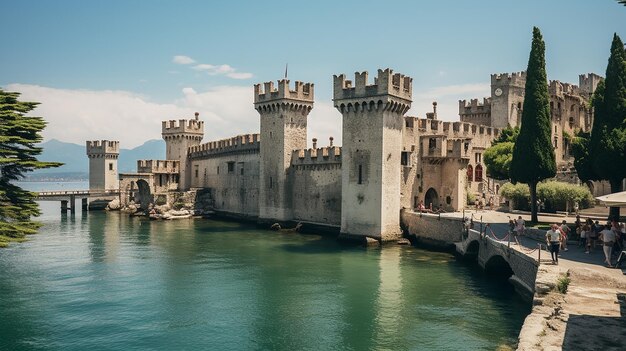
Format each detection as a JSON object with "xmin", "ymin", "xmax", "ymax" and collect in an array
[{"xmin": 110, "ymin": 68, "xmax": 505, "ymax": 241}]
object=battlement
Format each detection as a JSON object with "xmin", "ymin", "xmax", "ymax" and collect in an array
[
  {"xmin": 291, "ymin": 146, "xmax": 342, "ymax": 166},
  {"xmin": 549, "ymin": 80, "xmax": 580, "ymax": 97},
  {"xmin": 137, "ymin": 159, "xmax": 180, "ymax": 174},
  {"xmin": 578, "ymin": 73, "xmax": 603, "ymax": 95},
  {"xmin": 161, "ymin": 118, "xmax": 204, "ymax": 136},
  {"xmin": 413, "ymin": 117, "xmax": 499, "ymax": 139},
  {"xmin": 333, "ymin": 68, "xmax": 412, "ymax": 102},
  {"xmin": 459, "ymin": 98, "xmax": 492, "ymax": 113},
  {"xmin": 188, "ymin": 134, "xmax": 260, "ymax": 159},
  {"xmin": 254, "ymin": 79, "xmax": 314, "ymax": 104},
  {"xmin": 86, "ymin": 140, "xmax": 120, "ymax": 155},
  {"xmin": 491, "ymin": 71, "xmax": 527, "ymax": 87}
]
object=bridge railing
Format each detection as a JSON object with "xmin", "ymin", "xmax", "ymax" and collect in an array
[{"xmin": 36, "ymin": 189, "xmax": 120, "ymax": 196}]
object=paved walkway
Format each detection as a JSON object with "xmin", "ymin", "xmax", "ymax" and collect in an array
[
  {"xmin": 441, "ymin": 209, "xmax": 626, "ymax": 279},
  {"xmin": 438, "ymin": 209, "xmax": 626, "ymax": 350}
]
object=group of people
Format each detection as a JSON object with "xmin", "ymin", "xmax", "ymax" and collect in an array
[
  {"xmin": 574, "ymin": 216, "xmax": 624, "ymax": 267},
  {"xmin": 511, "ymin": 214, "xmax": 624, "ymax": 267}
]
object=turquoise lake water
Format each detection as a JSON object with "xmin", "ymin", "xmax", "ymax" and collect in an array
[{"xmin": 0, "ymin": 183, "xmax": 530, "ymax": 350}]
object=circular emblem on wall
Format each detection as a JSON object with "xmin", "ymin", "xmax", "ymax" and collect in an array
[{"xmin": 494, "ymin": 88, "xmax": 503, "ymax": 97}]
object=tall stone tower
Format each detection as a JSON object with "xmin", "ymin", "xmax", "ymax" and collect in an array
[
  {"xmin": 86, "ymin": 140, "xmax": 120, "ymax": 191},
  {"xmin": 333, "ymin": 68, "xmax": 412, "ymax": 241},
  {"xmin": 162, "ymin": 113, "xmax": 204, "ymax": 190},
  {"xmin": 579, "ymin": 73, "xmax": 602, "ymax": 98},
  {"xmin": 254, "ymin": 79, "xmax": 314, "ymax": 221},
  {"xmin": 490, "ymin": 71, "xmax": 526, "ymax": 129}
]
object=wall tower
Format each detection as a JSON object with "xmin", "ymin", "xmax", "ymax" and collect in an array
[
  {"xmin": 490, "ymin": 71, "xmax": 526, "ymax": 129},
  {"xmin": 254, "ymin": 79, "xmax": 314, "ymax": 221},
  {"xmin": 333, "ymin": 68, "xmax": 412, "ymax": 241},
  {"xmin": 162, "ymin": 113, "xmax": 204, "ymax": 190},
  {"xmin": 86, "ymin": 140, "xmax": 120, "ymax": 191}
]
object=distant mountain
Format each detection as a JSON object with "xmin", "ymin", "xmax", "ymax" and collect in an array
[{"xmin": 27, "ymin": 139, "xmax": 166, "ymax": 180}]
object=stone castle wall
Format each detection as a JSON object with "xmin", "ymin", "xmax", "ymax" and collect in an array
[{"xmin": 291, "ymin": 147, "xmax": 342, "ymax": 225}]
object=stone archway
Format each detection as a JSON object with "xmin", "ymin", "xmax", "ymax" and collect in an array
[
  {"xmin": 136, "ymin": 179, "xmax": 152, "ymax": 210},
  {"xmin": 484, "ymin": 255, "xmax": 514, "ymax": 280},
  {"xmin": 424, "ymin": 187, "xmax": 439, "ymax": 209}
]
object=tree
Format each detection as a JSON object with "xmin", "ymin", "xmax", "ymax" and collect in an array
[
  {"xmin": 0, "ymin": 89, "xmax": 61, "ymax": 240},
  {"xmin": 510, "ymin": 27, "xmax": 556, "ymax": 223},
  {"xmin": 587, "ymin": 34, "xmax": 626, "ymax": 220},
  {"xmin": 483, "ymin": 126, "xmax": 519, "ymax": 180}
]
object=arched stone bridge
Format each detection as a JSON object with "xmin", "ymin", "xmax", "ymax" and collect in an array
[
  {"xmin": 401, "ymin": 211, "xmax": 539, "ymax": 301},
  {"xmin": 455, "ymin": 227, "xmax": 539, "ymax": 301}
]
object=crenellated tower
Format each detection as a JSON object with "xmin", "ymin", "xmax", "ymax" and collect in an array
[
  {"xmin": 254, "ymin": 79, "xmax": 314, "ymax": 221},
  {"xmin": 162, "ymin": 113, "xmax": 204, "ymax": 190},
  {"xmin": 490, "ymin": 71, "xmax": 526, "ymax": 128},
  {"xmin": 86, "ymin": 140, "xmax": 120, "ymax": 191},
  {"xmin": 333, "ymin": 68, "xmax": 412, "ymax": 241}
]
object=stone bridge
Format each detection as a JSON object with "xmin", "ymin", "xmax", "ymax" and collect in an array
[
  {"xmin": 401, "ymin": 211, "xmax": 539, "ymax": 301},
  {"xmin": 455, "ymin": 228, "xmax": 539, "ymax": 301}
]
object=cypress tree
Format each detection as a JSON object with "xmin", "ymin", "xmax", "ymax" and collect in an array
[
  {"xmin": 0, "ymin": 89, "xmax": 62, "ymax": 240},
  {"xmin": 510, "ymin": 27, "xmax": 556, "ymax": 223},
  {"xmin": 588, "ymin": 33, "xmax": 626, "ymax": 220}
]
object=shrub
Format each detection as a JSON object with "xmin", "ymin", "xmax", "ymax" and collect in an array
[
  {"xmin": 467, "ymin": 192, "xmax": 476, "ymax": 205},
  {"xmin": 500, "ymin": 182, "xmax": 530, "ymax": 210},
  {"xmin": 556, "ymin": 274, "xmax": 571, "ymax": 294},
  {"xmin": 499, "ymin": 181, "xmax": 593, "ymax": 211}
]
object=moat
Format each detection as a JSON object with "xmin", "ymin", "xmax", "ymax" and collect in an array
[{"xmin": 2, "ymin": 185, "xmax": 530, "ymax": 350}]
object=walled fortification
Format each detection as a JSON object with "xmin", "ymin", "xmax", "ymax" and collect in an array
[
  {"xmin": 137, "ymin": 160, "xmax": 180, "ymax": 174},
  {"xmin": 334, "ymin": 68, "xmax": 412, "ymax": 241},
  {"xmin": 86, "ymin": 140, "xmax": 119, "ymax": 191},
  {"xmin": 188, "ymin": 134, "xmax": 260, "ymax": 159},
  {"xmin": 255, "ymin": 79, "xmax": 314, "ymax": 222}
]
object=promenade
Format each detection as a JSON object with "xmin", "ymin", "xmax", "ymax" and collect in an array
[{"xmin": 442, "ymin": 209, "xmax": 626, "ymax": 350}]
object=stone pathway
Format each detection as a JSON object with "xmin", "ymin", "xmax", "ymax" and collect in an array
[{"xmin": 440, "ymin": 209, "xmax": 626, "ymax": 350}]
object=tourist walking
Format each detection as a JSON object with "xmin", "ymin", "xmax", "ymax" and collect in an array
[
  {"xmin": 599, "ymin": 224, "xmax": 616, "ymax": 267},
  {"xmin": 559, "ymin": 220, "xmax": 570, "ymax": 251},
  {"xmin": 515, "ymin": 216, "xmax": 525, "ymax": 237},
  {"xmin": 546, "ymin": 224, "xmax": 561, "ymax": 265},
  {"xmin": 581, "ymin": 222, "xmax": 590, "ymax": 253}
]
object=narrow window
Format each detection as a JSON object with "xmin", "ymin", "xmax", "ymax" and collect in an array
[
  {"xmin": 240, "ymin": 167, "xmax": 244, "ymax": 175},
  {"xmin": 227, "ymin": 162, "xmax": 235, "ymax": 173},
  {"xmin": 428, "ymin": 138, "xmax": 436, "ymax": 150},
  {"xmin": 159, "ymin": 174, "xmax": 163, "ymax": 187},
  {"xmin": 195, "ymin": 169, "xmax": 199, "ymax": 178},
  {"xmin": 109, "ymin": 163, "xmax": 113, "ymax": 171},
  {"xmin": 217, "ymin": 166, "xmax": 219, "ymax": 174},
  {"xmin": 269, "ymin": 176, "xmax": 273, "ymax": 188},
  {"xmin": 358, "ymin": 165, "xmax": 363, "ymax": 184},
  {"xmin": 401, "ymin": 151, "xmax": 409, "ymax": 166}
]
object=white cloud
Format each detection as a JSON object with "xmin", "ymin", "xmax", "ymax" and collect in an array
[
  {"xmin": 4, "ymin": 84, "xmax": 257, "ymax": 149},
  {"xmin": 172, "ymin": 55, "xmax": 195, "ymax": 65},
  {"xmin": 191, "ymin": 62, "xmax": 252, "ymax": 80},
  {"xmin": 226, "ymin": 72, "xmax": 253, "ymax": 80},
  {"xmin": 2, "ymin": 81, "xmax": 489, "ymax": 151}
]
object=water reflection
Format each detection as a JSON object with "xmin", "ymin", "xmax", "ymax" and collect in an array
[{"xmin": 0, "ymin": 208, "xmax": 530, "ymax": 351}]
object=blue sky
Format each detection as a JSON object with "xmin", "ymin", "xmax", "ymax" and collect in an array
[{"xmin": 1, "ymin": 0, "xmax": 625, "ymax": 147}]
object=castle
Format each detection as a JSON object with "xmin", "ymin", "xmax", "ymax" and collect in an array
[
  {"xmin": 459, "ymin": 72, "xmax": 602, "ymax": 166},
  {"xmin": 86, "ymin": 67, "xmax": 603, "ymax": 241}
]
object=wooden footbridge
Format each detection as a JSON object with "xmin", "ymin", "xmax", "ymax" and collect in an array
[{"xmin": 35, "ymin": 189, "xmax": 119, "ymax": 213}]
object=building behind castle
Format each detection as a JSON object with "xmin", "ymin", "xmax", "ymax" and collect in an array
[{"xmin": 88, "ymin": 67, "xmax": 608, "ymax": 241}]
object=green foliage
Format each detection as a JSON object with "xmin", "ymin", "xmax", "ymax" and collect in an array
[
  {"xmin": 556, "ymin": 274, "xmax": 571, "ymax": 294},
  {"xmin": 586, "ymin": 34, "xmax": 626, "ymax": 219},
  {"xmin": 510, "ymin": 27, "xmax": 556, "ymax": 185},
  {"xmin": 500, "ymin": 181, "xmax": 594, "ymax": 212},
  {"xmin": 510, "ymin": 27, "xmax": 556, "ymax": 222},
  {"xmin": 500, "ymin": 182, "xmax": 531, "ymax": 209},
  {"xmin": 484, "ymin": 141, "xmax": 514, "ymax": 180},
  {"xmin": 0, "ymin": 89, "xmax": 62, "ymax": 239},
  {"xmin": 492, "ymin": 126, "xmax": 519, "ymax": 145},
  {"xmin": 466, "ymin": 191, "xmax": 476, "ymax": 205}
]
